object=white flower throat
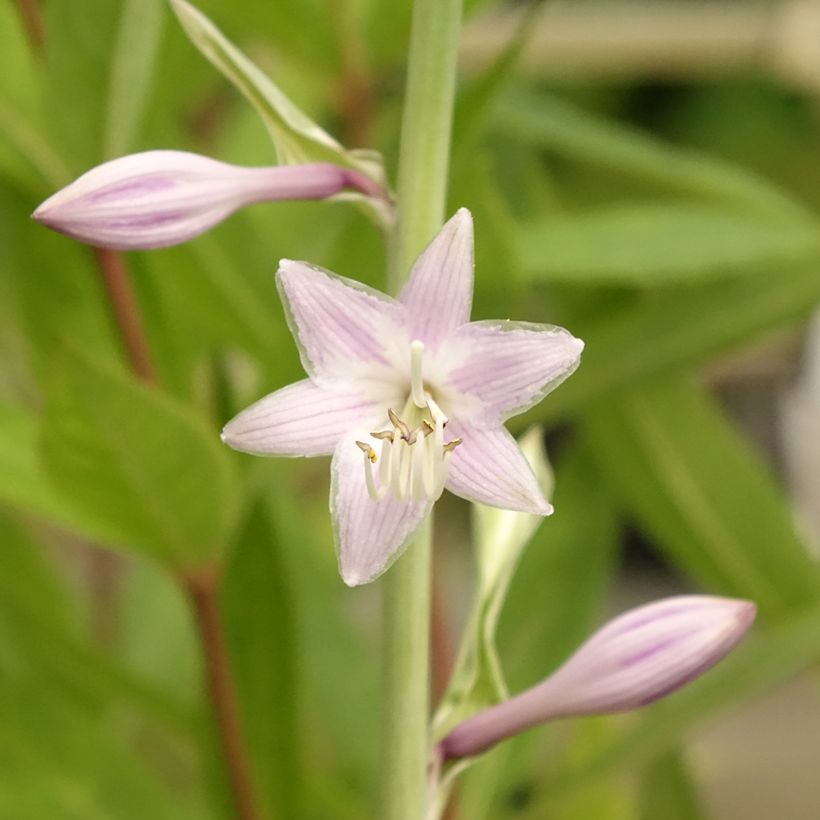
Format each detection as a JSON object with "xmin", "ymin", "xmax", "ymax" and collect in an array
[{"xmin": 356, "ymin": 340, "xmax": 462, "ymax": 502}]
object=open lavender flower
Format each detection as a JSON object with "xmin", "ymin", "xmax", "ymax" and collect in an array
[
  {"xmin": 441, "ymin": 595, "xmax": 756, "ymax": 759},
  {"xmin": 222, "ymin": 209, "xmax": 583, "ymax": 585},
  {"xmin": 32, "ymin": 150, "xmax": 385, "ymax": 250}
]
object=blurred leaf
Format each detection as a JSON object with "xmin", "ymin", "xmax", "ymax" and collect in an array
[
  {"xmin": 222, "ymin": 500, "xmax": 301, "ymax": 819},
  {"xmin": 41, "ymin": 350, "xmax": 241, "ymax": 567},
  {"xmin": 44, "ymin": 0, "xmax": 120, "ymax": 170},
  {"xmin": 0, "ymin": 517, "xmax": 197, "ymax": 736},
  {"xmin": 640, "ymin": 749, "xmax": 709, "ymax": 820},
  {"xmin": 519, "ymin": 204, "xmax": 820, "ymax": 286},
  {"xmin": 498, "ymin": 90, "xmax": 813, "ymax": 222},
  {"xmin": 0, "ymin": 679, "xmax": 207, "ymax": 820},
  {"xmin": 169, "ymin": 0, "xmax": 386, "ymax": 188},
  {"xmin": 537, "ymin": 599, "xmax": 820, "ymax": 805},
  {"xmin": 522, "ymin": 263, "xmax": 820, "ymax": 426},
  {"xmin": 104, "ymin": 0, "xmax": 166, "ymax": 158},
  {"xmin": 0, "ymin": 400, "xmax": 121, "ymax": 540},
  {"xmin": 452, "ymin": 0, "xmax": 547, "ymax": 147},
  {"xmin": 262, "ymin": 467, "xmax": 375, "ymax": 818},
  {"xmin": 582, "ymin": 376, "xmax": 820, "ymax": 616}
]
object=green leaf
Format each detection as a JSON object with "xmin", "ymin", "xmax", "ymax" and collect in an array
[
  {"xmin": 0, "ymin": 400, "xmax": 124, "ymax": 542},
  {"xmin": 169, "ymin": 0, "xmax": 389, "ymax": 226},
  {"xmin": 222, "ymin": 500, "xmax": 302, "ymax": 819},
  {"xmin": 581, "ymin": 375, "xmax": 820, "ymax": 616},
  {"xmin": 518, "ymin": 203, "xmax": 820, "ymax": 286},
  {"xmin": 103, "ymin": 0, "xmax": 166, "ymax": 158},
  {"xmin": 640, "ymin": 749, "xmax": 709, "ymax": 820},
  {"xmin": 41, "ymin": 350, "xmax": 241, "ymax": 568},
  {"xmin": 0, "ymin": 516, "xmax": 197, "ymax": 737},
  {"xmin": 521, "ymin": 263, "xmax": 820, "ymax": 427},
  {"xmin": 497, "ymin": 90, "xmax": 813, "ymax": 222}
]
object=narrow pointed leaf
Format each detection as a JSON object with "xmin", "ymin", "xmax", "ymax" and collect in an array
[{"xmin": 582, "ymin": 376, "xmax": 820, "ymax": 615}]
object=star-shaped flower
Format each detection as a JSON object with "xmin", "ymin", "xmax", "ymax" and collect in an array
[{"xmin": 222, "ymin": 209, "xmax": 583, "ymax": 585}]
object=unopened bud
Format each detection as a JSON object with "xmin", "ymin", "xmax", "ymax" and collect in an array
[
  {"xmin": 32, "ymin": 150, "xmax": 385, "ymax": 250},
  {"xmin": 442, "ymin": 595, "xmax": 755, "ymax": 759}
]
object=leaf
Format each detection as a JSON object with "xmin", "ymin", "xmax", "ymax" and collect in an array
[
  {"xmin": 0, "ymin": 516, "xmax": 197, "ymax": 737},
  {"xmin": 168, "ymin": 0, "xmax": 389, "ymax": 226},
  {"xmin": 0, "ymin": 400, "xmax": 125, "ymax": 543},
  {"xmin": 41, "ymin": 350, "xmax": 241, "ymax": 568},
  {"xmin": 103, "ymin": 0, "xmax": 166, "ymax": 158},
  {"xmin": 581, "ymin": 375, "xmax": 820, "ymax": 616},
  {"xmin": 222, "ymin": 500, "xmax": 302, "ymax": 819},
  {"xmin": 520, "ymin": 263, "xmax": 820, "ymax": 427},
  {"xmin": 497, "ymin": 90, "xmax": 813, "ymax": 222},
  {"xmin": 639, "ymin": 749, "xmax": 709, "ymax": 820},
  {"xmin": 518, "ymin": 203, "xmax": 820, "ymax": 286}
]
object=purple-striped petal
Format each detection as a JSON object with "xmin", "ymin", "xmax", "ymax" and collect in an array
[
  {"xmin": 330, "ymin": 431, "xmax": 429, "ymax": 586},
  {"xmin": 33, "ymin": 150, "xmax": 382, "ymax": 250},
  {"xmin": 398, "ymin": 209, "xmax": 474, "ymax": 347},
  {"xmin": 444, "ymin": 421, "xmax": 552, "ymax": 515},
  {"xmin": 276, "ymin": 260, "xmax": 408, "ymax": 384},
  {"xmin": 442, "ymin": 595, "xmax": 756, "ymax": 759},
  {"xmin": 221, "ymin": 379, "xmax": 380, "ymax": 457},
  {"xmin": 445, "ymin": 320, "xmax": 584, "ymax": 425}
]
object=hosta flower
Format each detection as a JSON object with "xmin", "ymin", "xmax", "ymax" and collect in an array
[
  {"xmin": 32, "ymin": 150, "xmax": 385, "ymax": 250},
  {"xmin": 441, "ymin": 595, "xmax": 756, "ymax": 759},
  {"xmin": 222, "ymin": 209, "xmax": 583, "ymax": 585}
]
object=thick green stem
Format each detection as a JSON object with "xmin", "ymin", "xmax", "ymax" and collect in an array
[
  {"xmin": 381, "ymin": 0, "xmax": 462, "ymax": 818},
  {"xmin": 387, "ymin": 0, "xmax": 463, "ymax": 292},
  {"xmin": 381, "ymin": 516, "xmax": 432, "ymax": 820}
]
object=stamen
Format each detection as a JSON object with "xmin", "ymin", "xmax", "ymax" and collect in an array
[
  {"xmin": 410, "ymin": 340, "xmax": 426, "ymax": 408},
  {"xmin": 359, "ymin": 400, "xmax": 462, "ymax": 503}
]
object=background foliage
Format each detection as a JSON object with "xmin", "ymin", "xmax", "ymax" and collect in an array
[{"xmin": 2, "ymin": 0, "xmax": 820, "ymax": 817}]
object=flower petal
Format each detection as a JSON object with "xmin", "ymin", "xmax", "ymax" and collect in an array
[
  {"xmin": 444, "ymin": 320, "xmax": 584, "ymax": 424},
  {"xmin": 398, "ymin": 208, "xmax": 474, "ymax": 346},
  {"xmin": 221, "ymin": 379, "xmax": 380, "ymax": 457},
  {"xmin": 331, "ymin": 432, "xmax": 429, "ymax": 586},
  {"xmin": 445, "ymin": 421, "xmax": 552, "ymax": 515},
  {"xmin": 276, "ymin": 260, "xmax": 407, "ymax": 384}
]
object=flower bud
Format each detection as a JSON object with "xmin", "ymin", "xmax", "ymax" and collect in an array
[
  {"xmin": 441, "ymin": 595, "xmax": 755, "ymax": 759},
  {"xmin": 32, "ymin": 150, "xmax": 385, "ymax": 250}
]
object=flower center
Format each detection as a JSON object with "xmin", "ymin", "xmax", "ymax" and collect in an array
[{"xmin": 355, "ymin": 340, "xmax": 462, "ymax": 502}]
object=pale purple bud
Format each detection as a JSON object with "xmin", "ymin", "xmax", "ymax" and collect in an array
[
  {"xmin": 32, "ymin": 150, "xmax": 386, "ymax": 250},
  {"xmin": 442, "ymin": 595, "xmax": 755, "ymax": 759}
]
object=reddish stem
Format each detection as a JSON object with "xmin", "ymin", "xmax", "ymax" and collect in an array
[
  {"xmin": 183, "ymin": 569, "xmax": 261, "ymax": 820},
  {"xmin": 13, "ymin": 0, "xmax": 44, "ymax": 53},
  {"xmin": 92, "ymin": 248, "xmax": 156, "ymax": 383}
]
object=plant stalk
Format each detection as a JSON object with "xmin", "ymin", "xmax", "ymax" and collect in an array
[
  {"xmin": 92, "ymin": 248, "xmax": 156, "ymax": 383},
  {"xmin": 382, "ymin": 0, "xmax": 462, "ymax": 817},
  {"xmin": 183, "ymin": 569, "xmax": 261, "ymax": 820}
]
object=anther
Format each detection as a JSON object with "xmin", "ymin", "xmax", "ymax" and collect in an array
[
  {"xmin": 443, "ymin": 438, "xmax": 462, "ymax": 454},
  {"xmin": 388, "ymin": 407, "xmax": 410, "ymax": 439},
  {"xmin": 355, "ymin": 441, "xmax": 377, "ymax": 463}
]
